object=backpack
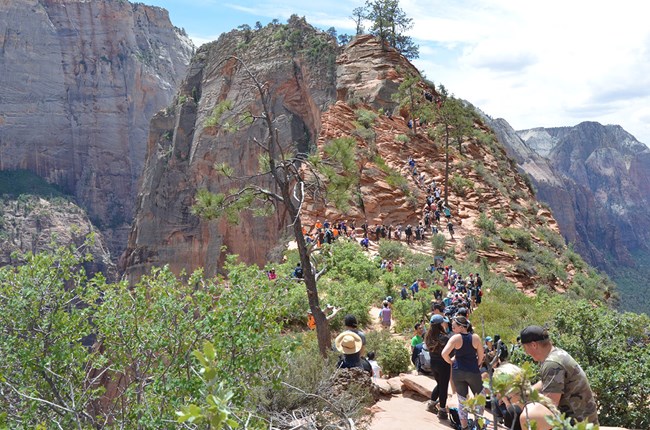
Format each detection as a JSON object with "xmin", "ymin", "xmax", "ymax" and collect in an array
[
  {"xmin": 448, "ymin": 407, "xmax": 477, "ymax": 430},
  {"xmin": 448, "ymin": 407, "xmax": 462, "ymax": 430},
  {"xmin": 417, "ymin": 347, "xmax": 432, "ymax": 374},
  {"xmin": 294, "ymin": 267, "xmax": 303, "ymax": 278}
]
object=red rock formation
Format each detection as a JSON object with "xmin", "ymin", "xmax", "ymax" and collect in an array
[{"xmin": 0, "ymin": 0, "xmax": 193, "ymax": 257}]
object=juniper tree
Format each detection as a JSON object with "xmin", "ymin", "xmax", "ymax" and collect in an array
[
  {"xmin": 364, "ymin": 0, "xmax": 419, "ymax": 59},
  {"xmin": 192, "ymin": 57, "xmax": 359, "ymax": 357}
]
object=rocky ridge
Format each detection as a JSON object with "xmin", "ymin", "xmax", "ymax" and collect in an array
[
  {"xmin": 0, "ymin": 0, "xmax": 193, "ymax": 258},
  {"xmin": 0, "ymin": 195, "xmax": 114, "ymax": 277},
  {"xmin": 487, "ymin": 117, "xmax": 650, "ymax": 311},
  {"xmin": 124, "ymin": 27, "xmax": 603, "ymax": 297}
]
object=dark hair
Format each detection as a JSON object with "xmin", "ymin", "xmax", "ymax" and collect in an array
[
  {"xmin": 425, "ymin": 321, "xmax": 448, "ymax": 354},
  {"xmin": 367, "ymin": 351, "xmax": 376, "ymax": 360},
  {"xmin": 453, "ymin": 315, "xmax": 470, "ymax": 329},
  {"xmin": 414, "ymin": 323, "xmax": 422, "ymax": 330},
  {"xmin": 432, "ymin": 302, "xmax": 445, "ymax": 312}
]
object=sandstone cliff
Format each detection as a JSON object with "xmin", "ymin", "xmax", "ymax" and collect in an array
[
  {"xmin": 122, "ymin": 17, "xmax": 338, "ymax": 279},
  {"xmin": 0, "ymin": 195, "xmax": 114, "ymax": 276},
  {"xmin": 488, "ymin": 118, "xmax": 650, "ymax": 311},
  {"xmin": 0, "ymin": 0, "xmax": 193, "ymax": 257},
  {"xmin": 124, "ymin": 27, "xmax": 594, "ymax": 297}
]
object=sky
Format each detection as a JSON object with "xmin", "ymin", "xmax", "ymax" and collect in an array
[{"xmin": 146, "ymin": 0, "xmax": 650, "ymax": 145}]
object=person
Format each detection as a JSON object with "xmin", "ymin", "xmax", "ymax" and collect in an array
[
  {"xmin": 411, "ymin": 322, "xmax": 425, "ymax": 352},
  {"xmin": 335, "ymin": 331, "xmax": 372, "ymax": 374},
  {"xmin": 441, "ymin": 316, "xmax": 485, "ymax": 430},
  {"xmin": 293, "ymin": 263, "xmax": 304, "ymax": 279},
  {"xmin": 367, "ymin": 351, "xmax": 382, "ymax": 381},
  {"xmin": 400, "ymin": 283, "xmax": 409, "ymax": 300},
  {"xmin": 360, "ymin": 236, "xmax": 369, "ymax": 251},
  {"xmin": 307, "ymin": 305, "xmax": 341, "ymax": 330},
  {"xmin": 267, "ymin": 268, "xmax": 277, "ymax": 280},
  {"xmin": 379, "ymin": 300, "xmax": 392, "ymax": 329},
  {"xmin": 518, "ymin": 326, "xmax": 598, "ymax": 428},
  {"xmin": 425, "ymin": 314, "xmax": 452, "ymax": 420},
  {"xmin": 409, "ymin": 279, "xmax": 419, "ymax": 297},
  {"xmin": 344, "ymin": 314, "xmax": 366, "ymax": 355}
]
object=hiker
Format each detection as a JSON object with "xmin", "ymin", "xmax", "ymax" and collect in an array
[
  {"xmin": 410, "ymin": 322, "xmax": 425, "ymax": 354},
  {"xmin": 400, "ymin": 283, "xmax": 409, "ymax": 300},
  {"xmin": 343, "ymin": 314, "xmax": 366, "ymax": 356},
  {"xmin": 518, "ymin": 325, "xmax": 599, "ymax": 428},
  {"xmin": 293, "ymin": 263, "xmax": 304, "ymax": 279},
  {"xmin": 447, "ymin": 220, "xmax": 455, "ymax": 239},
  {"xmin": 425, "ymin": 314, "xmax": 452, "ymax": 420},
  {"xmin": 307, "ymin": 304, "xmax": 340, "ymax": 330},
  {"xmin": 405, "ymin": 224, "xmax": 413, "ymax": 245},
  {"xmin": 335, "ymin": 331, "xmax": 372, "ymax": 374},
  {"xmin": 409, "ymin": 279, "xmax": 419, "ymax": 297},
  {"xmin": 441, "ymin": 315, "xmax": 485, "ymax": 430},
  {"xmin": 367, "ymin": 351, "xmax": 382, "ymax": 380},
  {"xmin": 267, "ymin": 268, "xmax": 277, "ymax": 281},
  {"xmin": 360, "ymin": 236, "xmax": 369, "ymax": 251},
  {"xmin": 379, "ymin": 300, "xmax": 392, "ymax": 329}
]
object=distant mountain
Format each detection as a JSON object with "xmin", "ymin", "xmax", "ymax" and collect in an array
[
  {"xmin": 0, "ymin": 0, "xmax": 194, "ymax": 258},
  {"xmin": 486, "ymin": 117, "xmax": 650, "ymax": 314}
]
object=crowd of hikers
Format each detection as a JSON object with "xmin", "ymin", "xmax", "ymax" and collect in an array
[
  {"xmin": 292, "ymin": 138, "xmax": 599, "ymax": 429},
  {"xmin": 327, "ymin": 263, "xmax": 599, "ymax": 430}
]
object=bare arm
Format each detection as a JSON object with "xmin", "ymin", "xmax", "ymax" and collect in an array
[{"xmin": 441, "ymin": 334, "xmax": 459, "ymax": 365}]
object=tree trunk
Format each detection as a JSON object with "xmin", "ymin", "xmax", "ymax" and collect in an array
[{"xmin": 444, "ymin": 127, "xmax": 450, "ymax": 206}]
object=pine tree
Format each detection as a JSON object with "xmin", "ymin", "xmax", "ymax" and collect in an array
[{"xmin": 364, "ymin": 0, "xmax": 419, "ymax": 59}]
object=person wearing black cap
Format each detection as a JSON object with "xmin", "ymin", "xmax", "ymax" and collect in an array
[
  {"xmin": 518, "ymin": 325, "xmax": 598, "ymax": 428},
  {"xmin": 343, "ymin": 314, "xmax": 366, "ymax": 356}
]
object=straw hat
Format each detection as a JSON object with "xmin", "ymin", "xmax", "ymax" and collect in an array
[{"xmin": 334, "ymin": 331, "xmax": 363, "ymax": 354}]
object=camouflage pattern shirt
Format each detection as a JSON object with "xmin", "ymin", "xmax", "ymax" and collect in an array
[{"xmin": 540, "ymin": 347, "xmax": 599, "ymax": 424}]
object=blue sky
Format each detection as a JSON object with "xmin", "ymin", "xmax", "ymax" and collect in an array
[{"xmin": 146, "ymin": 0, "xmax": 650, "ymax": 145}]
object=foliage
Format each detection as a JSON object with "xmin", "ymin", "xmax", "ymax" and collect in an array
[
  {"xmin": 372, "ymin": 334, "xmax": 411, "ymax": 376},
  {"xmin": 449, "ymin": 173, "xmax": 474, "ymax": 197},
  {"xmin": 354, "ymin": 108, "xmax": 378, "ymax": 128},
  {"xmin": 0, "ymin": 169, "xmax": 69, "ymax": 199},
  {"xmin": 377, "ymin": 240, "xmax": 407, "ymax": 261},
  {"xmin": 363, "ymin": 0, "xmax": 419, "ymax": 59},
  {"xmin": 500, "ymin": 227, "xmax": 533, "ymax": 251},
  {"xmin": 431, "ymin": 233, "xmax": 446, "ymax": 253},
  {"xmin": 391, "ymin": 297, "xmax": 428, "ymax": 333},
  {"xmin": 475, "ymin": 212, "xmax": 497, "ymax": 235},
  {"xmin": 394, "ymin": 134, "xmax": 410, "ymax": 144}
]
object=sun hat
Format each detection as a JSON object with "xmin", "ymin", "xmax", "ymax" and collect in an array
[{"xmin": 335, "ymin": 331, "xmax": 363, "ymax": 354}]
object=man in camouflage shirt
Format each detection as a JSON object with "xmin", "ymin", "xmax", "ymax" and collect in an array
[{"xmin": 518, "ymin": 325, "xmax": 599, "ymax": 429}]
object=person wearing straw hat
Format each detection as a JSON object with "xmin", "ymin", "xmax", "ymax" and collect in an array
[{"xmin": 334, "ymin": 331, "xmax": 372, "ymax": 374}]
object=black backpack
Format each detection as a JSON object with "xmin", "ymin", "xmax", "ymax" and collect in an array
[
  {"xmin": 294, "ymin": 266, "xmax": 303, "ymax": 278},
  {"xmin": 449, "ymin": 407, "xmax": 477, "ymax": 430}
]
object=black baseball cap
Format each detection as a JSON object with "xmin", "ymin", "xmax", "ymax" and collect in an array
[
  {"xmin": 344, "ymin": 314, "xmax": 358, "ymax": 328},
  {"xmin": 519, "ymin": 325, "xmax": 549, "ymax": 344}
]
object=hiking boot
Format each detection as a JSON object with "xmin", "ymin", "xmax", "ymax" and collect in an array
[
  {"xmin": 426, "ymin": 400, "xmax": 439, "ymax": 413},
  {"xmin": 437, "ymin": 409, "xmax": 448, "ymax": 420}
]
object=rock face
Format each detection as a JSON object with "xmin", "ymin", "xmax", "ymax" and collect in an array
[
  {"xmin": 0, "ymin": 0, "xmax": 193, "ymax": 257},
  {"xmin": 125, "ymin": 26, "xmax": 580, "ymax": 296},
  {"xmin": 489, "ymin": 118, "xmax": 650, "ymax": 309},
  {"xmin": 122, "ymin": 18, "xmax": 338, "ymax": 279},
  {"xmin": 0, "ymin": 195, "xmax": 114, "ymax": 277}
]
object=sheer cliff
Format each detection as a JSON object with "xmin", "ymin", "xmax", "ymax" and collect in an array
[
  {"xmin": 488, "ymin": 117, "xmax": 650, "ymax": 312},
  {"xmin": 0, "ymin": 0, "xmax": 193, "ymax": 257},
  {"xmin": 123, "ymin": 26, "xmax": 605, "ymax": 300}
]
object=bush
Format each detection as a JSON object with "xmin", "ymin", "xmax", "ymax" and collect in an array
[
  {"xmin": 395, "ymin": 134, "xmax": 410, "ymax": 144},
  {"xmin": 378, "ymin": 240, "xmax": 407, "ymax": 261},
  {"xmin": 375, "ymin": 336, "xmax": 411, "ymax": 377},
  {"xmin": 354, "ymin": 109, "xmax": 378, "ymax": 129},
  {"xmin": 501, "ymin": 228, "xmax": 533, "ymax": 251},
  {"xmin": 431, "ymin": 233, "xmax": 446, "ymax": 253},
  {"xmin": 475, "ymin": 212, "xmax": 497, "ymax": 234},
  {"xmin": 450, "ymin": 173, "xmax": 474, "ymax": 197},
  {"xmin": 392, "ymin": 297, "xmax": 428, "ymax": 333}
]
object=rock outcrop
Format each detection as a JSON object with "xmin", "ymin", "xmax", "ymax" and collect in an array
[
  {"xmin": 0, "ymin": 0, "xmax": 193, "ymax": 257},
  {"xmin": 488, "ymin": 118, "xmax": 650, "ymax": 311},
  {"xmin": 125, "ymin": 26, "xmax": 583, "ymax": 295},
  {"xmin": 122, "ymin": 18, "xmax": 338, "ymax": 279},
  {"xmin": 0, "ymin": 195, "xmax": 114, "ymax": 277}
]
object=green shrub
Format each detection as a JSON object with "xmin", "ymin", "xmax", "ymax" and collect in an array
[
  {"xmin": 395, "ymin": 134, "xmax": 410, "ymax": 144},
  {"xmin": 378, "ymin": 240, "xmax": 407, "ymax": 261},
  {"xmin": 501, "ymin": 228, "xmax": 533, "ymax": 251},
  {"xmin": 354, "ymin": 109, "xmax": 378, "ymax": 129},
  {"xmin": 475, "ymin": 212, "xmax": 497, "ymax": 234},
  {"xmin": 450, "ymin": 173, "xmax": 474, "ymax": 197},
  {"xmin": 375, "ymin": 336, "xmax": 411, "ymax": 377},
  {"xmin": 392, "ymin": 297, "xmax": 428, "ymax": 333},
  {"xmin": 431, "ymin": 233, "xmax": 446, "ymax": 253}
]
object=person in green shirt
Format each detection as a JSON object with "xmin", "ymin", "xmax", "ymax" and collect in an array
[{"xmin": 411, "ymin": 322, "xmax": 425, "ymax": 349}]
